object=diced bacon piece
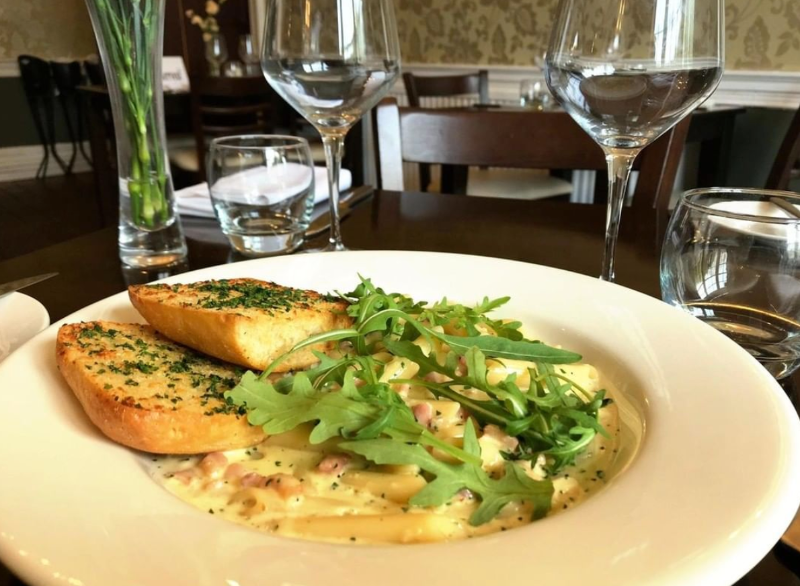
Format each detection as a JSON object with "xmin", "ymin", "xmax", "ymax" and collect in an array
[
  {"xmin": 265, "ymin": 473, "xmax": 303, "ymax": 498},
  {"xmin": 424, "ymin": 371, "xmax": 450, "ymax": 384},
  {"xmin": 224, "ymin": 463, "xmax": 247, "ymax": 480},
  {"xmin": 317, "ymin": 453, "xmax": 350, "ymax": 474},
  {"xmin": 456, "ymin": 489, "xmax": 474, "ymax": 501},
  {"xmin": 412, "ymin": 402, "xmax": 433, "ymax": 427},
  {"xmin": 240, "ymin": 472, "xmax": 304, "ymax": 498},
  {"xmin": 199, "ymin": 452, "xmax": 228, "ymax": 478},
  {"xmin": 240, "ymin": 472, "xmax": 269, "ymax": 488},
  {"xmin": 393, "ymin": 383, "xmax": 411, "ymax": 395},
  {"xmin": 171, "ymin": 468, "xmax": 196, "ymax": 485},
  {"xmin": 455, "ymin": 355, "xmax": 468, "ymax": 376},
  {"xmin": 483, "ymin": 424, "xmax": 520, "ymax": 452},
  {"xmin": 204, "ymin": 479, "xmax": 226, "ymax": 491}
]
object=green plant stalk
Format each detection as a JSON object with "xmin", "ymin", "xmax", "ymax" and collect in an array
[{"xmin": 94, "ymin": 0, "xmax": 167, "ymax": 228}]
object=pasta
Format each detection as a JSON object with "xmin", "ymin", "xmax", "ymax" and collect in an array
[{"xmin": 150, "ymin": 335, "xmax": 622, "ymax": 544}]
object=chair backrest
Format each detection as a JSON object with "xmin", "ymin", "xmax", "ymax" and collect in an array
[
  {"xmin": 403, "ymin": 71, "xmax": 489, "ymax": 107},
  {"xmin": 18, "ymin": 55, "xmax": 53, "ymax": 98},
  {"xmin": 190, "ymin": 76, "xmax": 278, "ymax": 177},
  {"xmin": 402, "ymin": 71, "xmax": 490, "ymax": 191},
  {"xmin": 374, "ymin": 98, "xmax": 690, "ymax": 212},
  {"xmin": 766, "ymin": 104, "xmax": 800, "ymax": 190},
  {"xmin": 83, "ymin": 59, "xmax": 106, "ymax": 86}
]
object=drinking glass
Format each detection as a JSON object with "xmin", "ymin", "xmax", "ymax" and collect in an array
[
  {"xmin": 661, "ymin": 188, "xmax": 800, "ymax": 379},
  {"xmin": 205, "ymin": 33, "xmax": 229, "ymax": 77},
  {"xmin": 208, "ymin": 135, "xmax": 315, "ymax": 257},
  {"xmin": 238, "ymin": 34, "xmax": 260, "ymax": 76},
  {"xmin": 222, "ymin": 60, "xmax": 245, "ymax": 77},
  {"xmin": 545, "ymin": 0, "xmax": 724, "ymax": 282},
  {"xmin": 519, "ymin": 79, "xmax": 550, "ymax": 111},
  {"xmin": 261, "ymin": 0, "xmax": 401, "ymax": 251}
]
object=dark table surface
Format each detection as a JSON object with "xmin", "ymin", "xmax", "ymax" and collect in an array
[{"xmin": 0, "ymin": 190, "xmax": 798, "ymax": 586}]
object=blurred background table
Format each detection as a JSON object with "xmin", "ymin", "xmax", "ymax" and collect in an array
[{"xmin": 0, "ymin": 191, "xmax": 797, "ymax": 586}]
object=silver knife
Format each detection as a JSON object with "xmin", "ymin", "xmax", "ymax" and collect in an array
[
  {"xmin": 306, "ymin": 186, "xmax": 375, "ymax": 238},
  {"xmin": 0, "ymin": 272, "xmax": 58, "ymax": 298}
]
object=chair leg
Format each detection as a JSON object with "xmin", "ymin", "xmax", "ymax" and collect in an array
[
  {"xmin": 27, "ymin": 98, "xmax": 51, "ymax": 180},
  {"xmin": 35, "ymin": 144, "xmax": 49, "ymax": 180},
  {"xmin": 76, "ymin": 100, "xmax": 93, "ymax": 167},
  {"xmin": 58, "ymin": 95, "xmax": 78, "ymax": 174},
  {"xmin": 43, "ymin": 92, "xmax": 70, "ymax": 174}
]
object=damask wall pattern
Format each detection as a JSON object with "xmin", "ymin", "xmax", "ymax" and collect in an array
[
  {"xmin": 0, "ymin": 0, "xmax": 797, "ymax": 71},
  {"xmin": 0, "ymin": 0, "xmax": 95, "ymax": 62},
  {"xmin": 396, "ymin": 0, "xmax": 800, "ymax": 71}
]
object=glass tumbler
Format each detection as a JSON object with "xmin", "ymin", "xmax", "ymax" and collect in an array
[
  {"xmin": 519, "ymin": 79, "xmax": 550, "ymax": 111},
  {"xmin": 661, "ymin": 188, "xmax": 800, "ymax": 379},
  {"xmin": 208, "ymin": 135, "xmax": 315, "ymax": 257}
]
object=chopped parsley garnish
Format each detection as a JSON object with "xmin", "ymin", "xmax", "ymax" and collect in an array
[{"xmin": 169, "ymin": 280, "xmax": 315, "ymax": 313}]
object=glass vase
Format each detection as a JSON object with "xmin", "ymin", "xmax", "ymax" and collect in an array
[{"xmin": 85, "ymin": 0, "xmax": 187, "ymax": 268}]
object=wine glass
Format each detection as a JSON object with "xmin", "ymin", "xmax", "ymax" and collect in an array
[
  {"xmin": 238, "ymin": 34, "xmax": 260, "ymax": 76},
  {"xmin": 545, "ymin": 0, "xmax": 724, "ymax": 282},
  {"xmin": 204, "ymin": 33, "xmax": 228, "ymax": 77},
  {"xmin": 261, "ymin": 0, "xmax": 401, "ymax": 252}
]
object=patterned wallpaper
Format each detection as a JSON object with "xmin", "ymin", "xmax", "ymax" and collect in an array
[
  {"xmin": 0, "ymin": 0, "xmax": 95, "ymax": 61},
  {"xmin": 396, "ymin": 0, "xmax": 800, "ymax": 71},
  {"xmin": 1, "ymin": 0, "xmax": 797, "ymax": 71}
]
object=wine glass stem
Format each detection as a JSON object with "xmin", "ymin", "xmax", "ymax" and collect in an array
[
  {"xmin": 601, "ymin": 149, "xmax": 638, "ymax": 282},
  {"xmin": 322, "ymin": 133, "xmax": 346, "ymax": 251}
]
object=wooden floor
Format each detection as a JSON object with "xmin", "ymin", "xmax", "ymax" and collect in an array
[{"xmin": 0, "ymin": 173, "xmax": 103, "ymax": 262}]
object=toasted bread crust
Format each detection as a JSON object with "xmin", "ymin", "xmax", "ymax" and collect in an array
[
  {"xmin": 56, "ymin": 321, "xmax": 265, "ymax": 454},
  {"xmin": 129, "ymin": 279, "xmax": 353, "ymax": 371}
]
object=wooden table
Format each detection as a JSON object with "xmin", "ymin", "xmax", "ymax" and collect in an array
[{"xmin": 0, "ymin": 191, "xmax": 797, "ymax": 586}]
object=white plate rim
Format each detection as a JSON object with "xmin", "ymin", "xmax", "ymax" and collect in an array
[{"xmin": 0, "ymin": 250, "xmax": 798, "ymax": 586}]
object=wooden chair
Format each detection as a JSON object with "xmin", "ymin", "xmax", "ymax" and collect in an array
[
  {"xmin": 181, "ymin": 76, "xmax": 278, "ymax": 179},
  {"xmin": 766, "ymin": 105, "xmax": 800, "ymax": 190},
  {"xmin": 403, "ymin": 71, "xmax": 489, "ymax": 191},
  {"xmin": 374, "ymin": 98, "xmax": 691, "ymax": 212},
  {"xmin": 403, "ymin": 71, "xmax": 489, "ymax": 108}
]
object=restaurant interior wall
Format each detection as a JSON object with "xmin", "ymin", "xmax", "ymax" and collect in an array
[
  {"xmin": 396, "ymin": 0, "xmax": 800, "ymax": 71},
  {"xmin": 395, "ymin": 0, "xmax": 800, "ymax": 191},
  {"xmin": 0, "ymin": 0, "xmax": 798, "ymax": 188}
]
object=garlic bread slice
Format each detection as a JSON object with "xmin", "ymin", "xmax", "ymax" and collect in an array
[
  {"xmin": 129, "ymin": 279, "xmax": 352, "ymax": 372},
  {"xmin": 56, "ymin": 321, "xmax": 265, "ymax": 454}
]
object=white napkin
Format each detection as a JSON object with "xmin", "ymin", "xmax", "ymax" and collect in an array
[{"xmin": 175, "ymin": 165, "xmax": 352, "ymax": 219}]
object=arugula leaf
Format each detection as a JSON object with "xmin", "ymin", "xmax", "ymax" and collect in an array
[
  {"xmin": 341, "ymin": 421, "xmax": 553, "ymax": 526},
  {"xmin": 364, "ymin": 308, "xmax": 580, "ymax": 364},
  {"xmin": 381, "ymin": 338, "xmax": 454, "ymax": 378},
  {"xmin": 431, "ymin": 330, "xmax": 582, "ymax": 363},
  {"xmin": 258, "ymin": 328, "xmax": 359, "ymax": 379},
  {"xmin": 228, "ymin": 275, "xmax": 609, "ymax": 524},
  {"xmin": 226, "ymin": 371, "xmax": 482, "ymax": 465}
]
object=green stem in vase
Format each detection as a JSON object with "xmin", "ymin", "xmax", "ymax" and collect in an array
[{"xmin": 93, "ymin": 0, "xmax": 168, "ymax": 229}]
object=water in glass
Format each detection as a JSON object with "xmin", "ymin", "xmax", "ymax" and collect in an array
[
  {"xmin": 545, "ymin": 0, "xmax": 724, "ymax": 281},
  {"xmin": 661, "ymin": 188, "xmax": 800, "ymax": 379},
  {"xmin": 208, "ymin": 135, "xmax": 315, "ymax": 257},
  {"xmin": 261, "ymin": 0, "xmax": 401, "ymax": 251}
]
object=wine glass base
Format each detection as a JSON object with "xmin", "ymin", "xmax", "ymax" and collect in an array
[{"xmin": 300, "ymin": 241, "xmax": 351, "ymax": 253}]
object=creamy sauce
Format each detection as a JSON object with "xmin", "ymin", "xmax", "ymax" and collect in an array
[{"xmin": 149, "ymin": 357, "xmax": 624, "ymax": 545}]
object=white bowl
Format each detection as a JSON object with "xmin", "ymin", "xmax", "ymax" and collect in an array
[{"xmin": 0, "ymin": 251, "xmax": 797, "ymax": 586}]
